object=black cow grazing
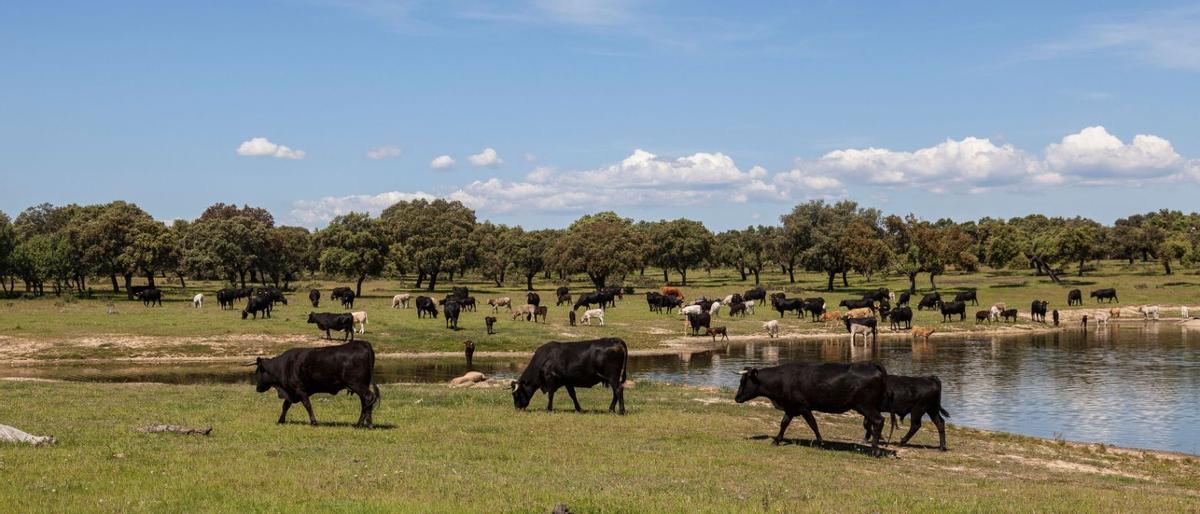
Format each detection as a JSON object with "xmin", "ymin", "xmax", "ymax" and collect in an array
[
  {"xmin": 917, "ymin": 292, "xmax": 941, "ymax": 311},
  {"xmin": 511, "ymin": 338, "xmax": 628, "ymax": 414},
  {"xmin": 974, "ymin": 310, "xmax": 990, "ymax": 323},
  {"xmin": 451, "ymin": 286, "xmax": 469, "ymax": 300},
  {"xmin": 308, "ymin": 289, "xmax": 320, "ymax": 308},
  {"xmin": 527, "ymin": 292, "xmax": 541, "ymax": 307},
  {"xmin": 743, "ymin": 287, "xmax": 767, "ymax": 303},
  {"xmin": 252, "ymin": 339, "xmax": 379, "ymax": 428},
  {"xmin": 1001, "ymin": 308, "xmax": 1018, "ymax": 323},
  {"xmin": 688, "ymin": 312, "xmax": 712, "ymax": 336},
  {"xmin": 645, "ymin": 292, "xmax": 663, "ymax": 312},
  {"xmin": 555, "ymin": 286, "xmax": 570, "ymax": 298},
  {"xmin": 339, "ymin": 291, "xmax": 355, "ymax": 309},
  {"xmin": 600, "ymin": 286, "xmax": 623, "ymax": 301},
  {"xmin": 307, "ymin": 312, "xmax": 355, "ymax": 340},
  {"xmin": 839, "ymin": 298, "xmax": 875, "ymax": 311},
  {"xmin": 331, "ymin": 287, "xmax": 353, "ymax": 302},
  {"xmin": 217, "ymin": 288, "xmax": 236, "ymax": 310},
  {"xmin": 953, "ymin": 290, "xmax": 977, "ymax": 306},
  {"xmin": 573, "ymin": 292, "xmax": 605, "ymax": 311},
  {"xmin": 938, "ymin": 300, "xmax": 966, "ymax": 322},
  {"xmin": 879, "ymin": 375, "xmax": 949, "ymax": 451},
  {"xmin": 557, "ymin": 293, "xmax": 572, "ymax": 306},
  {"xmin": 461, "ymin": 296, "xmax": 477, "ymax": 312},
  {"xmin": 137, "ymin": 288, "xmax": 163, "ymax": 307},
  {"xmin": 1030, "ymin": 300, "xmax": 1049, "ymax": 322},
  {"xmin": 568, "ymin": 311, "xmax": 576, "ymax": 326},
  {"xmin": 659, "ymin": 295, "xmax": 683, "ymax": 314},
  {"xmin": 464, "ymin": 340, "xmax": 475, "ymax": 368},
  {"xmin": 802, "ymin": 298, "xmax": 826, "ymax": 321},
  {"xmin": 1067, "ymin": 289, "xmax": 1082, "ymax": 306},
  {"xmin": 444, "ymin": 300, "xmax": 462, "ymax": 329},
  {"xmin": 888, "ymin": 306, "xmax": 913, "ymax": 330},
  {"xmin": 485, "ymin": 316, "xmax": 497, "ymax": 334},
  {"xmin": 734, "ymin": 362, "xmax": 887, "ymax": 456},
  {"xmin": 259, "ymin": 287, "xmax": 287, "ymax": 306},
  {"xmin": 862, "ymin": 288, "xmax": 890, "ymax": 303},
  {"xmin": 234, "ymin": 287, "xmax": 254, "ymax": 302},
  {"xmin": 896, "ymin": 291, "xmax": 911, "ymax": 306},
  {"xmin": 242, "ymin": 295, "xmax": 273, "ymax": 319},
  {"xmin": 772, "ymin": 297, "xmax": 805, "ymax": 318},
  {"xmin": 533, "ymin": 306, "xmax": 548, "ymax": 323},
  {"xmin": 127, "ymin": 285, "xmax": 153, "ymax": 299},
  {"xmin": 596, "ymin": 290, "xmax": 618, "ymax": 309},
  {"xmin": 1090, "ymin": 288, "xmax": 1118, "ymax": 303},
  {"xmin": 728, "ymin": 302, "xmax": 748, "ymax": 317},
  {"xmin": 416, "ymin": 296, "xmax": 438, "ymax": 319}
]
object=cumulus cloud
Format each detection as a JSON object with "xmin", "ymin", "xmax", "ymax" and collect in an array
[
  {"xmin": 236, "ymin": 137, "xmax": 305, "ymax": 159},
  {"xmin": 1043, "ymin": 126, "xmax": 1182, "ymax": 182},
  {"xmin": 290, "ymin": 191, "xmax": 438, "ymax": 225},
  {"xmin": 467, "ymin": 147, "xmax": 503, "ymax": 167},
  {"xmin": 430, "ymin": 155, "xmax": 456, "ymax": 170},
  {"xmin": 365, "ymin": 145, "xmax": 402, "ymax": 160}
]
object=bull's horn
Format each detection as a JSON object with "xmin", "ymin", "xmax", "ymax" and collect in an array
[
  {"xmin": 240, "ymin": 361, "xmax": 258, "ymax": 367},
  {"xmin": 736, "ymin": 369, "xmax": 750, "ymax": 375}
]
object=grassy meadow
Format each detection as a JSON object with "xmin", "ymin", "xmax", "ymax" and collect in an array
[
  {"xmin": 1, "ymin": 260, "xmax": 1198, "ymax": 361},
  {"xmin": 1, "ymin": 380, "xmax": 1197, "ymax": 513}
]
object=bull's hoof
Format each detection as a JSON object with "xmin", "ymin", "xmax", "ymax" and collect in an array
[
  {"xmin": 770, "ymin": 439, "xmax": 782, "ymax": 446},
  {"xmin": 308, "ymin": 421, "xmax": 318, "ymax": 426}
]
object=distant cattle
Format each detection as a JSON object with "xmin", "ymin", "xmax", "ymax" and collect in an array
[
  {"xmin": 687, "ymin": 312, "xmax": 711, "ymax": 336},
  {"xmin": 1137, "ymin": 305, "xmax": 1160, "ymax": 320},
  {"xmin": 511, "ymin": 338, "xmax": 628, "ymax": 414},
  {"xmin": 136, "ymin": 288, "xmax": 163, "ymax": 307},
  {"xmin": 843, "ymin": 316, "xmax": 877, "ymax": 345},
  {"xmin": 307, "ymin": 312, "xmax": 355, "ymax": 340},
  {"xmin": 706, "ymin": 326, "xmax": 728, "ymax": 341},
  {"xmin": 252, "ymin": 339, "xmax": 379, "ymax": 427},
  {"xmin": 351, "ymin": 311, "xmax": 368, "ymax": 334},
  {"xmin": 1067, "ymin": 289, "xmax": 1082, "ymax": 306},
  {"xmin": 1030, "ymin": 300, "xmax": 1049, "ymax": 323},
  {"xmin": 917, "ymin": 293, "xmax": 941, "ymax": 311},
  {"xmin": 896, "ymin": 291, "xmax": 911, "ymax": 306},
  {"xmin": 450, "ymin": 286, "xmax": 469, "ymax": 300},
  {"xmin": 911, "ymin": 326, "xmax": 935, "ymax": 342},
  {"xmin": 218, "ymin": 289, "xmax": 237, "ymax": 310},
  {"xmin": 772, "ymin": 297, "xmax": 805, "ymax": 318},
  {"xmin": 242, "ymin": 295, "xmax": 273, "ymax": 319},
  {"xmin": 661, "ymin": 287, "xmax": 684, "ymax": 300},
  {"xmin": 392, "ymin": 293, "xmax": 410, "ymax": 309},
  {"xmin": 512, "ymin": 304, "xmax": 536, "ymax": 321},
  {"xmin": 573, "ymin": 293, "xmax": 606, "ymax": 311},
  {"xmin": 839, "ymin": 298, "xmax": 875, "ymax": 312},
  {"xmin": 527, "ymin": 292, "xmax": 541, "ymax": 307},
  {"xmin": 485, "ymin": 316, "xmax": 497, "ymax": 334},
  {"xmin": 880, "ymin": 375, "xmax": 950, "ymax": 450},
  {"xmin": 444, "ymin": 300, "xmax": 462, "ymax": 329},
  {"xmin": 533, "ymin": 306, "xmax": 548, "ymax": 323},
  {"xmin": 331, "ymin": 287, "xmax": 353, "ymax": 302},
  {"xmin": 728, "ymin": 302, "xmax": 747, "ymax": 317},
  {"xmin": 258, "ymin": 288, "xmax": 287, "ymax": 306},
  {"xmin": 489, "ymin": 297, "xmax": 512, "ymax": 312},
  {"xmin": 581, "ymin": 308, "xmax": 605, "ymax": 326},
  {"xmin": 1001, "ymin": 308, "xmax": 1018, "ymax": 323},
  {"xmin": 802, "ymin": 298, "xmax": 826, "ymax": 321},
  {"xmin": 743, "ymin": 287, "xmax": 767, "ymax": 303},
  {"xmin": 1090, "ymin": 288, "xmax": 1118, "ymax": 303},
  {"xmin": 557, "ymin": 293, "xmax": 572, "ymax": 306},
  {"xmin": 462, "ymin": 296, "xmax": 477, "ymax": 311},
  {"xmin": 127, "ymin": 285, "xmax": 153, "ymax": 299},
  {"xmin": 192, "ymin": 293, "xmax": 204, "ymax": 309},
  {"xmin": 734, "ymin": 362, "xmax": 887, "ymax": 455},
  {"xmin": 333, "ymin": 288, "xmax": 355, "ymax": 309},
  {"xmin": 463, "ymin": 340, "xmax": 475, "ymax": 368},
  {"xmin": 938, "ymin": 300, "xmax": 966, "ymax": 322},
  {"xmin": 308, "ymin": 289, "xmax": 321, "ymax": 308},
  {"xmin": 953, "ymin": 290, "xmax": 977, "ymax": 306},
  {"xmin": 416, "ymin": 296, "xmax": 438, "ymax": 319},
  {"xmin": 843, "ymin": 307, "xmax": 873, "ymax": 320},
  {"xmin": 556, "ymin": 286, "xmax": 570, "ymax": 299},
  {"xmin": 862, "ymin": 288, "xmax": 890, "ymax": 303}
]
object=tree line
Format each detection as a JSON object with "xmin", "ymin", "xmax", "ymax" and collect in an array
[{"xmin": 0, "ymin": 199, "xmax": 1196, "ymax": 297}]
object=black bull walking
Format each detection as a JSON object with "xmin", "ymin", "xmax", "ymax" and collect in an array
[{"xmin": 251, "ymin": 340, "xmax": 381, "ymax": 428}]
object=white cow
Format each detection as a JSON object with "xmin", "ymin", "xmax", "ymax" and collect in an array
[
  {"xmin": 709, "ymin": 301, "xmax": 722, "ymax": 317},
  {"xmin": 1095, "ymin": 311, "xmax": 1110, "ymax": 326},
  {"xmin": 1137, "ymin": 305, "xmax": 1160, "ymax": 320},
  {"xmin": 392, "ymin": 293, "xmax": 410, "ymax": 309},
  {"xmin": 744, "ymin": 300, "xmax": 756, "ymax": 315},
  {"xmin": 1182, "ymin": 306, "xmax": 1190, "ymax": 319},
  {"xmin": 846, "ymin": 319, "xmax": 876, "ymax": 346},
  {"xmin": 763, "ymin": 319, "xmax": 779, "ymax": 338},
  {"xmin": 0, "ymin": 424, "xmax": 55, "ymax": 446},
  {"xmin": 722, "ymin": 294, "xmax": 736, "ymax": 305},
  {"xmin": 680, "ymin": 304, "xmax": 703, "ymax": 317},
  {"xmin": 581, "ymin": 308, "xmax": 605, "ymax": 326},
  {"xmin": 352, "ymin": 311, "xmax": 368, "ymax": 334},
  {"xmin": 989, "ymin": 305, "xmax": 1002, "ymax": 322},
  {"xmin": 192, "ymin": 293, "xmax": 204, "ymax": 309}
]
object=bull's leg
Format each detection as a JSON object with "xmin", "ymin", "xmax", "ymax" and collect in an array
[
  {"xmin": 611, "ymin": 383, "xmax": 625, "ymax": 415},
  {"xmin": 862, "ymin": 417, "xmax": 873, "ymax": 442},
  {"xmin": 798, "ymin": 411, "xmax": 822, "ymax": 446},
  {"xmin": 866, "ymin": 409, "xmax": 884, "ymax": 456},
  {"xmin": 899, "ymin": 409, "xmax": 924, "ymax": 446},
  {"xmin": 325, "ymin": 328, "xmax": 331, "ymax": 340},
  {"xmin": 930, "ymin": 411, "xmax": 947, "ymax": 451},
  {"xmin": 546, "ymin": 386, "xmax": 558, "ymax": 411},
  {"xmin": 298, "ymin": 394, "xmax": 318, "ymax": 426},
  {"xmin": 278, "ymin": 400, "xmax": 292, "ymax": 424},
  {"xmin": 566, "ymin": 386, "xmax": 582, "ymax": 412},
  {"xmin": 772, "ymin": 413, "xmax": 794, "ymax": 445}
]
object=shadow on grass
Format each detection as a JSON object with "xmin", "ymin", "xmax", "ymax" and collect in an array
[{"xmin": 748, "ymin": 435, "xmax": 897, "ymax": 457}]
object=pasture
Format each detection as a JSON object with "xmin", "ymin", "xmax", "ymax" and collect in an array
[
  {"xmin": 1, "ymin": 380, "xmax": 1197, "ymax": 512},
  {"xmin": 0, "ymin": 260, "xmax": 1197, "ymax": 362}
]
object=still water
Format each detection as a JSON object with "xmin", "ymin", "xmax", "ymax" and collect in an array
[{"xmin": 3, "ymin": 324, "xmax": 1198, "ymax": 454}]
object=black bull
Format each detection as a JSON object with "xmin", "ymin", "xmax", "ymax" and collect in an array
[
  {"xmin": 511, "ymin": 338, "xmax": 628, "ymax": 415},
  {"xmin": 252, "ymin": 340, "xmax": 380, "ymax": 428}
]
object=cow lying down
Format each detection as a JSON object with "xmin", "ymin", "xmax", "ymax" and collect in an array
[
  {"xmin": 0, "ymin": 423, "xmax": 56, "ymax": 446},
  {"xmin": 252, "ymin": 340, "xmax": 380, "ymax": 428}
]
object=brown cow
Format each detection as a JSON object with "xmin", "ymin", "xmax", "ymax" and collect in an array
[
  {"xmin": 911, "ymin": 326, "xmax": 936, "ymax": 342},
  {"xmin": 661, "ymin": 286, "xmax": 684, "ymax": 300}
]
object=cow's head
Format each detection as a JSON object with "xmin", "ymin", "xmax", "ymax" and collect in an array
[
  {"xmin": 734, "ymin": 368, "xmax": 760, "ymax": 403},
  {"xmin": 307, "ymin": 312, "xmax": 317, "ymax": 324},
  {"xmin": 511, "ymin": 380, "xmax": 534, "ymax": 410},
  {"xmin": 252, "ymin": 357, "xmax": 275, "ymax": 393}
]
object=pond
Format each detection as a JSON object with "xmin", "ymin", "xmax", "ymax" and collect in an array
[{"xmin": 3, "ymin": 323, "xmax": 1198, "ymax": 454}]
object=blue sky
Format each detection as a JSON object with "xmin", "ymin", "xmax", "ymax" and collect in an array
[{"xmin": 2, "ymin": 1, "xmax": 1199, "ymax": 230}]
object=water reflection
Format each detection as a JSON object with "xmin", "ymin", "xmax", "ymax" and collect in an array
[{"xmin": 1, "ymin": 324, "xmax": 1197, "ymax": 454}]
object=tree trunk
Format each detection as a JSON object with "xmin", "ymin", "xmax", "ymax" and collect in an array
[
  {"xmin": 1078, "ymin": 258, "xmax": 1085, "ymax": 277},
  {"xmin": 679, "ymin": 268, "xmax": 688, "ymax": 286},
  {"xmin": 929, "ymin": 273, "xmax": 938, "ymax": 290},
  {"xmin": 526, "ymin": 273, "xmax": 535, "ymax": 291},
  {"xmin": 415, "ymin": 270, "xmax": 426, "ymax": 289},
  {"xmin": 663, "ymin": 269, "xmax": 669, "ymax": 284},
  {"xmin": 123, "ymin": 274, "xmax": 134, "ymax": 296},
  {"xmin": 752, "ymin": 269, "xmax": 761, "ymax": 285},
  {"xmin": 146, "ymin": 272, "xmax": 156, "ymax": 288},
  {"xmin": 738, "ymin": 266, "xmax": 747, "ymax": 281},
  {"xmin": 427, "ymin": 269, "xmax": 439, "ymax": 291},
  {"xmin": 1164, "ymin": 260, "xmax": 1173, "ymax": 275},
  {"xmin": 356, "ymin": 274, "xmax": 366, "ymax": 296},
  {"xmin": 826, "ymin": 271, "xmax": 835, "ymax": 292},
  {"xmin": 588, "ymin": 272, "xmax": 607, "ymax": 289},
  {"xmin": 110, "ymin": 274, "xmax": 119, "ymax": 292},
  {"xmin": 787, "ymin": 265, "xmax": 795, "ymax": 283},
  {"xmin": 908, "ymin": 272, "xmax": 917, "ymax": 293},
  {"xmin": 238, "ymin": 271, "xmax": 246, "ymax": 289},
  {"xmin": 841, "ymin": 270, "xmax": 848, "ymax": 287}
]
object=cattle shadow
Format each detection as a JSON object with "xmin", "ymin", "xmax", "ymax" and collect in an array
[
  {"xmin": 748, "ymin": 435, "xmax": 896, "ymax": 457},
  {"xmin": 280, "ymin": 420, "xmax": 398, "ymax": 430},
  {"xmin": 881, "ymin": 441, "xmax": 947, "ymax": 451}
]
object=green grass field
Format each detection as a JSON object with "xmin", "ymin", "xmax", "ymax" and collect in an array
[
  {"xmin": 1, "ymin": 260, "xmax": 1196, "ymax": 361},
  {"xmin": 1, "ymin": 380, "xmax": 1196, "ymax": 513}
]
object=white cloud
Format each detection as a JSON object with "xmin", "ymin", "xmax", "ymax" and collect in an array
[
  {"xmin": 1043, "ymin": 126, "xmax": 1182, "ymax": 182},
  {"xmin": 365, "ymin": 145, "xmax": 402, "ymax": 160},
  {"xmin": 236, "ymin": 137, "xmax": 305, "ymax": 159},
  {"xmin": 430, "ymin": 155, "xmax": 456, "ymax": 170},
  {"xmin": 467, "ymin": 147, "xmax": 503, "ymax": 167},
  {"xmin": 290, "ymin": 191, "xmax": 437, "ymax": 225}
]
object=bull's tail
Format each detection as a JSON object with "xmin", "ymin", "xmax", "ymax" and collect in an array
[
  {"xmin": 939, "ymin": 406, "xmax": 950, "ymax": 418},
  {"xmin": 371, "ymin": 383, "xmax": 382, "ymax": 408},
  {"xmin": 888, "ymin": 412, "xmax": 898, "ymax": 440},
  {"xmin": 930, "ymin": 375, "xmax": 949, "ymax": 417},
  {"xmin": 621, "ymin": 340, "xmax": 629, "ymax": 385}
]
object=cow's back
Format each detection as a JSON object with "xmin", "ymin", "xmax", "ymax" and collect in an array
[{"xmin": 296, "ymin": 341, "xmax": 375, "ymax": 394}]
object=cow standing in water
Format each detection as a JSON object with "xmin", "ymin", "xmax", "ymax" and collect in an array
[{"xmin": 464, "ymin": 340, "xmax": 475, "ymax": 368}]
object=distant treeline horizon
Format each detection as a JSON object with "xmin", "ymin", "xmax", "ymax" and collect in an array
[{"xmin": 1, "ymin": 199, "xmax": 1195, "ymax": 297}]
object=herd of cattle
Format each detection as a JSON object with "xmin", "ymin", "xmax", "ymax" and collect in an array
[{"xmin": 249, "ymin": 336, "xmax": 947, "ymax": 456}]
